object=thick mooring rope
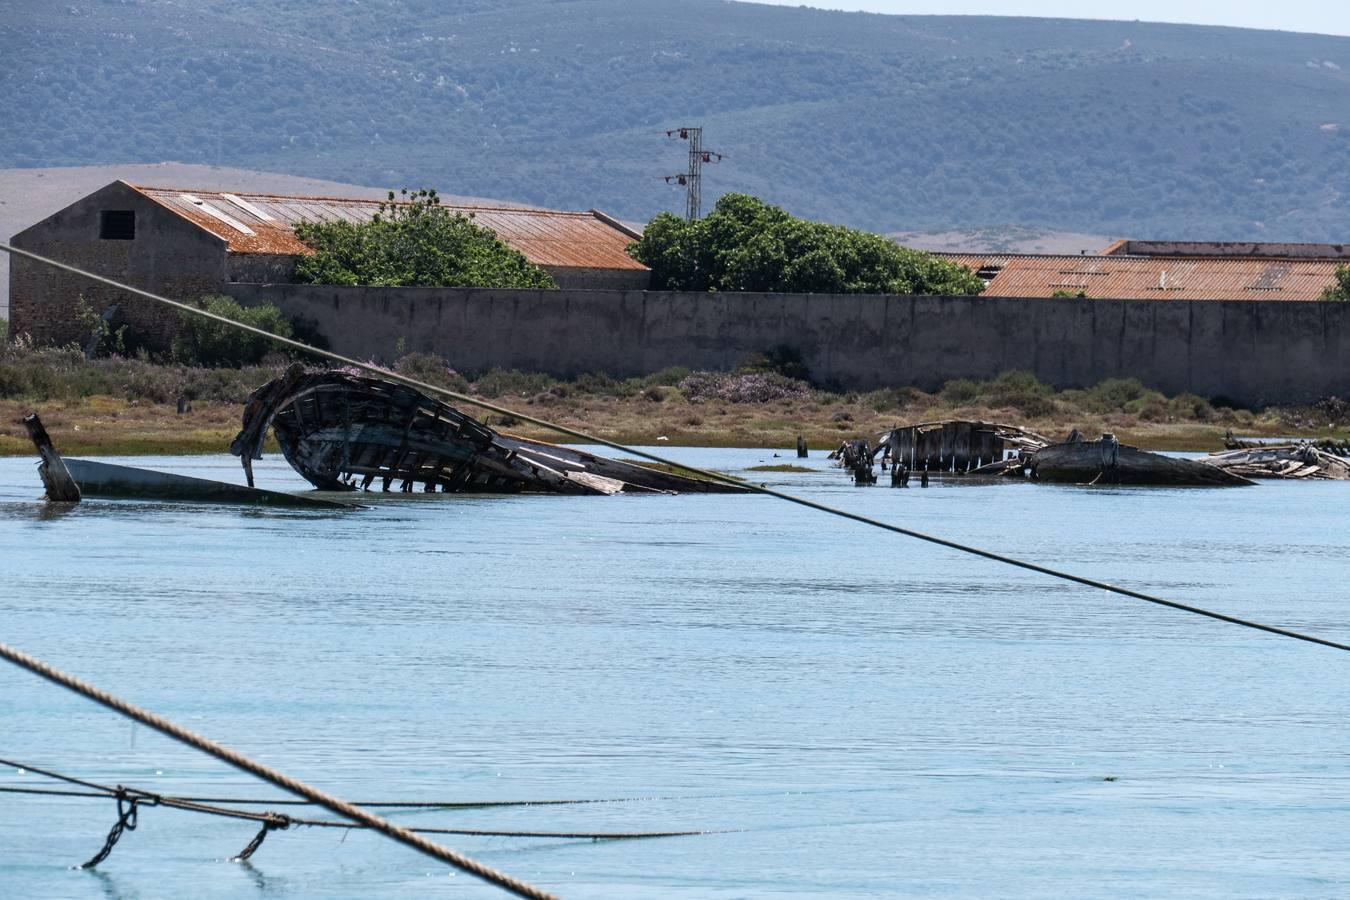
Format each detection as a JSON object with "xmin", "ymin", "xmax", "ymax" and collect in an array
[
  {"xmin": 0, "ymin": 241, "xmax": 1345, "ymax": 653},
  {"xmin": 0, "ymin": 643, "xmax": 556, "ymax": 900}
]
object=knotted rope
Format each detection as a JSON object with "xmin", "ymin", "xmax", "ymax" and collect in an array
[
  {"xmin": 80, "ymin": 787, "xmax": 151, "ymax": 869},
  {"xmin": 231, "ymin": 814, "xmax": 291, "ymax": 862}
]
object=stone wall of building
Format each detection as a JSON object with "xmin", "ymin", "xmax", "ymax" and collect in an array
[
  {"xmin": 9, "ymin": 181, "xmax": 228, "ymax": 347},
  {"xmin": 224, "ymin": 283, "xmax": 1350, "ymax": 407}
]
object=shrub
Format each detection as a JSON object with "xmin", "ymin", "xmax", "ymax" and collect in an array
[
  {"xmin": 860, "ymin": 388, "xmax": 900, "ymax": 412},
  {"xmin": 293, "ymin": 188, "xmax": 556, "ymax": 289},
  {"xmin": 1315, "ymin": 395, "xmax": 1350, "ymax": 425},
  {"xmin": 1123, "ymin": 389, "xmax": 1168, "ymax": 418},
  {"xmin": 1166, "ymin": 392, "xmax": 1215, "ymax": 421},
  {"xmin": 471, "ymin": 368, "xmax": 555, "ymax": 397},
  {"xmin": 1082, "ymin": 377, "xmax": 1149, "ymax": 413},
  {"xmin": 392, "ymin": 352, "xmax": 469, "ymax": 392},
  {"xmin": 939, "ymin": 378, "xmax": 980, "ymax": 405},
  {"xmin": 172, "ymin": 295, "xmax": 294, "ymax": 367},
  {"xmin": 572, "ymin": 372, "xmax": 621, "ymax": 396},
  {"xmin": 979, "ymin": 370, "xmax": 1052, "ymax": 409},
  {"xmin": 639, "ymin": 366, "xmax": 691, "ymax": 387}
]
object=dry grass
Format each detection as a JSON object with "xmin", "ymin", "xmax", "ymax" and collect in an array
[
  {"xmin": 0, "ymin": 398, "xmax": 254, "ymax": 456},
  {"xmin": 3, "ymin": 362, "xmax": 1348, "ymax": 458}
]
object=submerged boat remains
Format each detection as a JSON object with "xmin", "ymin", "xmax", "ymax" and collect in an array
[
  {"xmin": 859, "ymin": 421, "xmax": 1254, "ymax": 487},
  {"xmin": 230, "ymin": 366, "xmax": 745, "ymax": 496},
  {"xmin": 874, "ymin": 420, "xmax": 1052, "ymax": 476},
  {"xmin": 1031, "ymin": 433, "xmax": 1253, "ymax": 487},
  {"xmin": 1205, "ymin": 443, "xmax": 1350, "ymax": 480}
]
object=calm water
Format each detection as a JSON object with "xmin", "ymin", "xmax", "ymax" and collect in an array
[{"xmin": 1, "ymin": 447, "xmax": 1347, "ymax": 898}]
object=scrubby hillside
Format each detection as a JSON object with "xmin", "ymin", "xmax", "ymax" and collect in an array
[{"xmin": 4, "ymin": 1, "xmax": 1350, "ymax": 240}]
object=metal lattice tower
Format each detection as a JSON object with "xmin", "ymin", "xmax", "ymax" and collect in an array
[{"xmin": 664, "ymin": 126, "xmax": 723, "ymax": 220}]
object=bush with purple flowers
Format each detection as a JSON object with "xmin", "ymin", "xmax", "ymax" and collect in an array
[{"xmin": 679, "ymin": 371, "xmax": 811, "ymax": 404}]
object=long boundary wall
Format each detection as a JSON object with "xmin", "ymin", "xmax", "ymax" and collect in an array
[{"xmin": 225, "ymin": 283, "xmax": 1350, "ymax": 406}]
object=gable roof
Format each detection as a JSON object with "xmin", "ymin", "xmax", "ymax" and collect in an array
[
  {"xmin": 937, "ymin": 252, "xmax": 1342, "ymax": 301},
  {"xmin": 128, "ymin": 183, "xmax": 648, "ymax": 271}
]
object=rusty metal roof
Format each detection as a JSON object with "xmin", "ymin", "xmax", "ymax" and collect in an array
[
  {"xmin": 938, "ymin": 253, "xmax": 1342, "ymax": 301},
  {"xmin": 131, "ymin": 185, "xmax": 648, "ymax": 271}
]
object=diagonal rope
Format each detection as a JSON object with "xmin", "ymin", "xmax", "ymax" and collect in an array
[
  {"xmin": 0, "ymin": 241, "xmax": 1344, "ymax": 652},
  {"xmin": 0, "ymin": 643, "xmax": 556, "ymax": 899}
]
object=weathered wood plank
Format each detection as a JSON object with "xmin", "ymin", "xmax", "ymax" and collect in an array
[{"xmin": 23, "ymin": 414, "xmax": 81, "ymax": 502}]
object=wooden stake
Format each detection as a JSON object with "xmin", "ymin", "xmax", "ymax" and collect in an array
[{"xmin": 23, "ymin": 414, "xmax": 81, "ymax": 503}]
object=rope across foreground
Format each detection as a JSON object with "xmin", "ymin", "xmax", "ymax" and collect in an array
[{"xmin": 0, "ymin": 643, "xmax": 558, "ymax": 900}]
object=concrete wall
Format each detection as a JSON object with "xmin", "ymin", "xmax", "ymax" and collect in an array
[
  {"xmin": 10, "ymin": 181, "xmax": 228, "ymax": 347},
  {"xmin": 544, "ymin": 265, "xmax": 650, "ymax": 291},
  {"xmin": 224, "ymin": 283, "xmax": 1350, "ymax": 406}
]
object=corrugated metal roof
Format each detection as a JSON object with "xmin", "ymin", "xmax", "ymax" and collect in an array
[
  {"xmin": 131, "ymin": 185, "xmax": 648, "ymax": 271},
  {"xmin": 937, "ymin": 253, "xmax": 1342, "ymax": 301}
]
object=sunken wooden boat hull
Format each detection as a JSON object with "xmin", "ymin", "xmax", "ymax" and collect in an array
[
  {"xmin": 876, "ymin": 420, "xmax": 1050, "ymax": 474},
  {"xmin": 1031, "ymin": 437, "xmax": 1254, "ymax": 487},
  {"xmin": 64, "ymin": 459, "xmax": 354, "ymax": 509},
  {"xmin": 231, "ymin": 366, "xmax": 744, "ymax": 495}
]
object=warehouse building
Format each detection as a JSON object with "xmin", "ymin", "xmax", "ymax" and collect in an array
[
  {"xmin": 939, "ymin": 241, "xmax": 1350, "ymax": 301},
  {"xmin": 9, "ymin": 180, "xmax": 650, "ymax": 345}
]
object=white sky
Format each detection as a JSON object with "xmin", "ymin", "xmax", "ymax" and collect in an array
[{"xmin": 744, "ymin": 0, "xmax": 1350, "ymax": 38}]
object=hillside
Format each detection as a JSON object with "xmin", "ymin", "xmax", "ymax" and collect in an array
[{"xmin": 3, "ymin": 1, "xmax": 1350, "ymax": 247}]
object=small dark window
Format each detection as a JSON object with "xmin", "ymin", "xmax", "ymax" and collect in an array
[{"xmin": 99, "ymin": 210, "xmax": 136, "ymax": 240}]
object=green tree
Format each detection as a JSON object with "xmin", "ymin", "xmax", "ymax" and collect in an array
[
  {"xmin": 292, "ymin": 189, "xmax": 557, "ymax": 289},
  {"xmin": 628, "ymin": 194, "xmax": 984, "ymax": 296},
  {"xmin": 172, "ymin": 295, "xmax": 294, "ymax": 367},
  {"xmin": 1320, "ymin": 265, "xmax": 1350, "ymax": 301}
]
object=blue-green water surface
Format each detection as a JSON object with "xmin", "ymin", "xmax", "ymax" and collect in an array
[{"xmin": 0, "ymin": 448, "xmax": 1347, "ymax": 898}]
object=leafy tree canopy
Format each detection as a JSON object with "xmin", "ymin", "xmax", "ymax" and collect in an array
[
  {"xmin": 629, "ymin": 194, "xmax": 984, "ymax": 296},
  {"xmin": 292, "ymin": 189, "xmax": 557, "ymax": 289},
  {"xmin": 172, "ymin": 295, "xmax": 294, "ymax": 367},
  {"xmin": 1320, "ymin": 265, "xmax": 1350, "ymax": 301}
]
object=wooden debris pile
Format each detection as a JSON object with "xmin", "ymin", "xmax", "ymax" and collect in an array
[
  {"xmin": 1225, "ymin": 430, "xmax": 1350, "ymax": 456},
  {"xmin": 1205, "ymin": 443, "xmax": 1350, "ymax": 480}
]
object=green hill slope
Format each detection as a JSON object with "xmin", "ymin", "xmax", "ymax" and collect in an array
[{"xmin": 3, "ymin": 0, "xmax": 1350, "ymax": 239}]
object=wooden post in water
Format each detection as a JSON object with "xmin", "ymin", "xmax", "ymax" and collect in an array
[
  {"xmin": 796, "ymin": 435, "xmax": 808, "ymax": 458},
  {"xmin": 23, "ymin": 414, "xmax": 81, "ymax": 502}
]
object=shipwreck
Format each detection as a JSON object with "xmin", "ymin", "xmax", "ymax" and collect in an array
[
  {"xmin": 1205, "ymin": 443, "xmax": 1350, "ymax": 480},
  {"xmin": 230, "ymin": 366, "xmax": 745, "ymax": 496},
  {"xmin": 863, "ymin": 421, "xmax": 1255, "ymax": 487}
]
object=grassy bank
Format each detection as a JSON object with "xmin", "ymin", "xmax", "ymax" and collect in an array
[{"xmin": 2, "ymin": 343, "xmax": 1347, "ymax": 456}]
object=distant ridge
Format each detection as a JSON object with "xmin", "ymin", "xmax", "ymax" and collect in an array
[{"xmin": 4, "ymin": 0, "xmax": 1350, "ymax": 246}]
